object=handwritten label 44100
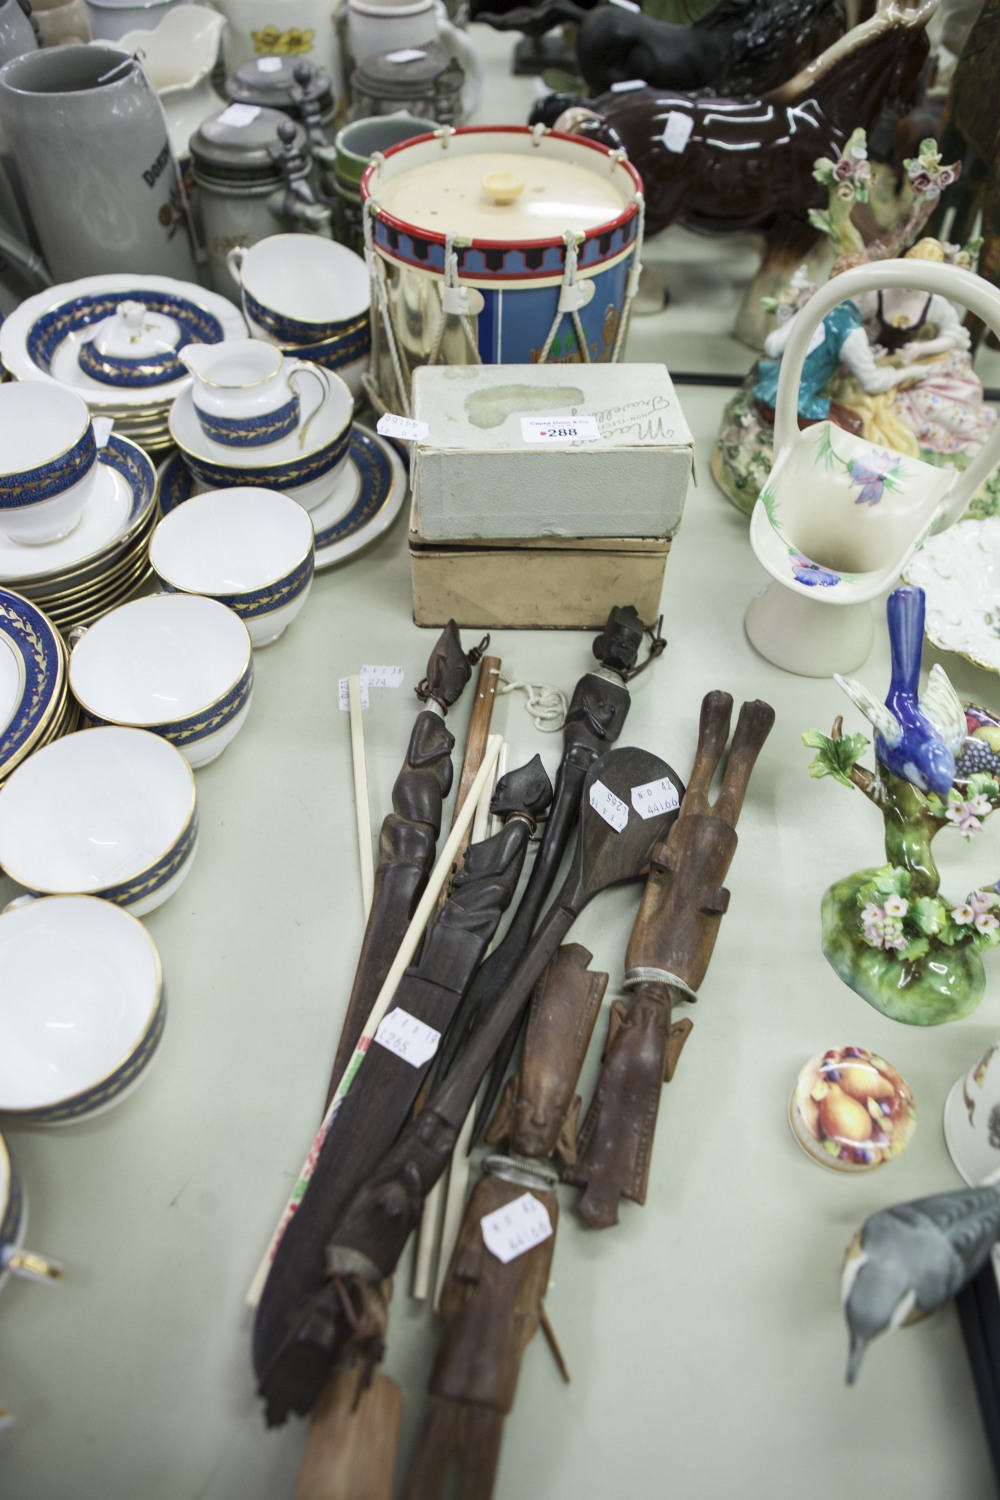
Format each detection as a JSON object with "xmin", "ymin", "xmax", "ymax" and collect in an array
[
  {"xmin": 480, "ymin": 1192, "xmax": 553, "ymax": 1264},
  {"xmin": 631, "ymin": 776, "xmax": 680, "ymax": 819},
  {"xmin": 520, "ymin": 415, "xmax": 601, "ymax": 444},
  {"xmin": 589, "ymin": 779, "xmax": 629, "ymax": 832},
  {"xmin": 373, "ymin": 1008, "xmax": 441, "ymax": 1069}
]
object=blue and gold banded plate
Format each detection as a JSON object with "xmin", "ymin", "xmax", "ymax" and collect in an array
[
  {"xmin": 158, "ymin": 425, "xmax": 407, "ymax": 571},
  {"xmin": 0, "ymin": 588, "xmax": 65, "ymax": 781}
]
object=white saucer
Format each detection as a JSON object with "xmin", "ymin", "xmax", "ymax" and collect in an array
[
  {"xmin": 0, "ymin": 437, "xmax": 156, "ymax": 584},
  {"xmin": 158, "ymin": 425, "xmax": 408, "ymax": 570},
  {"xmin": 0, "ymin": 274, "xmax": 246, "ymax": 410}
]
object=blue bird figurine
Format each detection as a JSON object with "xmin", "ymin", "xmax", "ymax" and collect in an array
[
  {"xmin": 835, "ymin": 585, "xmax": 966, "ymax": 797},
  {"xmin": 842, "ymin": 1183, "xmax": 1000, "ymax": 1382}
]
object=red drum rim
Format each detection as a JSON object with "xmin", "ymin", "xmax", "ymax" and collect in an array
[{"xmin": 359, "ymin": 124, "xmax": 643, "ymax": 252}]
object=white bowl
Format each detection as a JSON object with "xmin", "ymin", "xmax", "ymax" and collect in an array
[
  {"xmin": 0, "ymin": 895, "xmax": 164, "ymax": 1123},
  {"xmin": 229, "ymin": 234, "xmax": 370, "ymax": 345},
  {"xmin": 150, "ymin": 487, "xmax": 315, "ymax": 646},
  {"xmin": 69, "ymin": 593, "xmax": 254, "ymax": 768},
  {"xmin": 0, "ymin": 726, "xmax": 197, "ymax": 915}
]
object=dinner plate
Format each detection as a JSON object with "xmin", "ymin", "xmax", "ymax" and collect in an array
[
  {"xmin": 0, "ymin": 275, "xmax": 246, "ymax": 409},
  {"xmin": 0, "ymin": 588, "xmax": 65, "ymax": 777},
  {"xmin": 903, "ymin": 517, "xmax": 1000, "ymax": 673},
  {"xmin": 158, "ymin": 426, "xmax": 407, "ymax": 569},
  {"xmin": 0, "ymin": 436, "xmax": 156, "ymax": 587}
]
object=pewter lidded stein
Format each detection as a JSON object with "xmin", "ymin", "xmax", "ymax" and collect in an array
[{"xmin": 0, "ymin": 44, "xmax": 198, "ymax": 281}]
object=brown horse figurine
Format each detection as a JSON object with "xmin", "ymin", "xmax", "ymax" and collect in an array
[{"xmin": 556, "ymin": 0, "xmax": 938, "ymax": 346}]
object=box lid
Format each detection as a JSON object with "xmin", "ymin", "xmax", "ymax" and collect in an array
[{"xmin": 411, "ymin": 362, "xmax": 693, "ymax": 456}]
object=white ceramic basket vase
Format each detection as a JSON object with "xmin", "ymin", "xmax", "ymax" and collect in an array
[{"xmin": 746, "ymin": 260, "xmax": 1000, "ymax": 676}]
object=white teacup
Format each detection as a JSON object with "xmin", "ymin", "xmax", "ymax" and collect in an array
[
  {"xmin": 226, "ymin": 233, "xmax": 369, "ymax": 347},
  {"xmin": 179, "ymin": 339, "xmax": 330, "ymax": 450},
  {"xmin": 0, "ymin": 381, "xmax": 99, "ymax": 544}
]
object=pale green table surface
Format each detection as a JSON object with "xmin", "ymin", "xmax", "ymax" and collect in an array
[{"xmin": 2, "ymin": 23, "xmax": 1000, "ymax": 1500}]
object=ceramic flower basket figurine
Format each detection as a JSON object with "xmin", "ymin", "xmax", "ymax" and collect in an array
[
  {"xmin": 804, "ymin": 585, "xmax": 1000, "ymax": 1025},
  {"xmin": 744, "ymin": 258, "xmax": 1000, "ymax": 676},
  {"xmin": 714, "ymin": 134, "xmax": 1000, "ymax": 523}
]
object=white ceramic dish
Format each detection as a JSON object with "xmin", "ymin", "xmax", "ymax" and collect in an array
[
  {"xmin": 0, "ymin": 725, "xmax": 197, "ymax": 915},
  {"xmin": 150, "ymin": 487, "xmax": 315, "ymax": 646},
  {"xmin": 902, "ymin": 516, "xmax": 1000, "ymax": 673},
  {"xmin": 0, "ymin": 273, "xmax": 246, "ymax": 409},
  {"xmin": 0, "ymin": 894, "xmax": 165, "ymax": 1123},
  {"xmin": 69, "ymin": 593, "xmax": 254, "ymax": 768},
  {"xmin": 168, "ymin": 374, "xmax": 354, "ymax": 510},
  {"xmin": 0, "ymin": 434, "xmax": 156, "ymax": 585},
  {"xmin": 157, "ymin": 424, "xmax": 408, "ymax": 568}
]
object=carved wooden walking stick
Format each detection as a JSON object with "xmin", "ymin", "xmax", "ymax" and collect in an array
[
  {"xmin": 255, "ymin": 744, "xmax": 685, "ymax": 1425},
  {"xmin": 569, "ymin": 692, "xmax": 776, "ymax": 1230},
  {"xmin": 433, "ymin": 605, "xmax": 663, "ymax": 1135},
  {"xmin": 326, "ymin": 621, "xmax": 481, "ymax": 1102},
  {"xmin": 403, "ymin": 945, "xmax": 608, "ymax": 1500},
  {"xmin": 253, "ymin": 759, "xmax": 552, "ymax": 1409}
]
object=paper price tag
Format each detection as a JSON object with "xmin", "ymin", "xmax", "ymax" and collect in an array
[
  {"xmin": 661, "ymin": 111, "xmax": 694, "ymax": 154},
  {"xmin": 610, "ymin": 78, "xmax": 647, "ymax": 91},
  {"xmin": 376, "ymin": 413, "xmax": 429, "ymax": 442},
  {"xmin": 609, "ymin": 0, "xmax": 641, "ymax": 11},
  {"xmin": 216, "ymin": 103, "xmax": 261, "ymax": 129},
  {"xmin": 360, "ymin": 665, "xmax": 404, "ymax": 689},
  {"xmin": 806, "ymin": 322, "xmax": 826, "ymax": 356},
  {"xmin": 92, "ymin": 417, "xmax": 114, "ymax": 449},
  {"xmin": 589, "ymin": 779, "xmax": 628, "ymax": 832},
  {"xmin": 481, "ymin": 1192, "xmax": 553, "ymax": 1264},
  {"xmin": 338, "ymin": 678, "xmax": 370, "ymax": 711},
  {"xmin": 520, "ymin": 415, "xmax": 600, "ymax": 444},
  {"xmin": 631, "ymin": 775, "xmax": 680, "ymax": 819},
  {"xmin": 386, "ymin": 47, "xmax": 426, "ymax": 62},
  {"xmin": 374, "ymin": 1008, "xmax": 440, "ymax": 1068},
  {"xmin": 257, "ymin": 56, "xmax": 283, "ymax": 71}
]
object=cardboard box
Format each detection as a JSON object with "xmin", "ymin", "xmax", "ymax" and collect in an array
[
  {"xmin": 410, "ymin": 363, "xmax": 693, "ymax": 542},
  {"xmin": 409, "ymin": 494, "xmax": 669, "ymax": 629}
]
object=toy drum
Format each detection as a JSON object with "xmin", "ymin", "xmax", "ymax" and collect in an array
[{"xmin": 360, "ymin": 124, "xmax": 644, "ymax": 412}]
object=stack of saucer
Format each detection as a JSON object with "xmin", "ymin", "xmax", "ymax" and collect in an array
[
  {"xmin": 0, "ymin": 273, "xmax": 247, "ymax": 458},
  {"xmin": 0, "ymin": 586, "xmax": 78, "ymax": 784},
  {"xmin": 0, "ymin": 436, "xmax": 159, "ymax": 635}
]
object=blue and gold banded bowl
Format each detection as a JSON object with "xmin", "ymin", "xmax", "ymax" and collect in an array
[
  {"xmin": 68, "ymin": 593, "xmax": 254, "ymax": 770},
  {"xmin": 0, "ymin": 726, "xmax": 198, "ymax": 919},
  {"xmin": 0, "ymin": 896, "xmax": 165, "ymax": 1124},
  {"xmin": 150, "ymin": 486, "xmax": 316, "ymax": 647}
]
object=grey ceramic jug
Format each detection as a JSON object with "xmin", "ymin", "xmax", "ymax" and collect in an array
[{"xmin": 0, "ymin": 44, "xmax": 198, "ymax": 281}]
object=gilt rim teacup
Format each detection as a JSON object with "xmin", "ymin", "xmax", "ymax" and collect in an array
[
  {"xmin": 150, "ymin": 486, "xmax": 316, "ymax": 646},
  {"xmin": 68, "ymin": 593, "xmax": 254, "ymax": 768},
  {"xmin": 0, "ymin": 381, "xmax": 98, "ymax": 544},
  {"xmin": 0, "ymin": 894, "xmax": 165, "ymax": 1124},
  {"xmin": 0, "ymin": 725, "xmax": 198, "ymax": 916},
  {"xmin": 227, "ymin": 233, "xmax": 370, "ymax": 347}
]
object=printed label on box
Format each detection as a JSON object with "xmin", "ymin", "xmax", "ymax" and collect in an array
[{"xmin": 520, "ymin": 415, "xmax": 601, "ymax": 444}]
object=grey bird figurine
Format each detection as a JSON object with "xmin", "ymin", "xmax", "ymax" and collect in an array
[{"xmin": 842, "ymin": 1184, "xmax": 1000, "ymax": 1382}]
